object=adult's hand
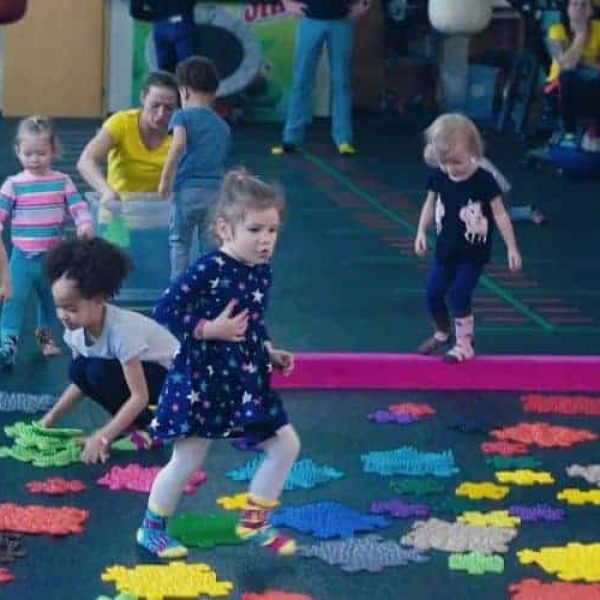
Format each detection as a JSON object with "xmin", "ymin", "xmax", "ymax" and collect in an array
[{"xmin": 349, "ymin": 0, "xmax": 371, "ymax": 21}]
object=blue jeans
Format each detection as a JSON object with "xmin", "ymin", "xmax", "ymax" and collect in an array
[
  {"xmin": 283, "ymin": 17, "xmax": 354, "ymax": 146},
  {"xmin": 1, "ymin": 249, "xmax": 57, "ymax": 339},
  {"xmin": 425, "ymin": 259, "xmax": 483, "ymax": 327},
  {"xmin": 169, "ymin": 187, "xmax": 217, "ymax": 280},
  {"xmin": 153, "ymin": 14, "xmax": 196, "ymax": 73}
]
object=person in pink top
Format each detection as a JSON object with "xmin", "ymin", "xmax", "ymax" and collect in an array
[{"xmin": 0, "ymin": 116, "xmax": 93, "ymax": 369}]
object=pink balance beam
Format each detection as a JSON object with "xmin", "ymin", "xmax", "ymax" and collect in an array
[{"xmin": 272, "ymin": 353, "xmax": 600, "ymax": 392}]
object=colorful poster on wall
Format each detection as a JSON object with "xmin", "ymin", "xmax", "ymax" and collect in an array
[{"xmin": 132, "ymin": 3, "xmax": 297, "ymax": 122}]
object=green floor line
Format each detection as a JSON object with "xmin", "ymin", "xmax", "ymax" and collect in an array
[
  {"xmin": 478, "ymin": 277, "xmax": 554, "ymax": 331},
  {"xmin": 302, "ymin": 151, "xmax": 556, "ymax": 333}
]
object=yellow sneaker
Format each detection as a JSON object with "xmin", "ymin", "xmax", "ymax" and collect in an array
[
  {"xmin": 338, "ymin": 142, "xmax": 356, "ymax": 156},
  {"xmin": 270, "ymin": 143, "xmax": 297, "ymax": 156}
]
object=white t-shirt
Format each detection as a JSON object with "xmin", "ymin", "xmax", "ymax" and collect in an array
[{"xmin": 63, "ymin": 304, "xmax": 179, "ymax": 369}]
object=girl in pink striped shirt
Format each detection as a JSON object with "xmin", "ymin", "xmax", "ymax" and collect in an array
[{"xmin": 0, "ymin": 116, "xmax": 93, "ymax": 368}]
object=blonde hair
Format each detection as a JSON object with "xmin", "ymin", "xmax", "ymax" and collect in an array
[
  {"xmin": 15, "ymin": 115, "xmax": 61, "ymax": 156},
  {"xmin": 211, "ymin": 168, "xmax": 286, "ymax": 239},
  {"xmin": 423, "ymin": 113, "xmax": 484, "ymax": 166}
]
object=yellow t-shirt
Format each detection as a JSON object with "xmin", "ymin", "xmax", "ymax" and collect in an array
[
  {"xmin": 104, "ymin": 109, "xmax": 171, "ymax": 197},
  {"xmin": 547, "ymin": 20, "xmax": 600, "ymax": 82}
]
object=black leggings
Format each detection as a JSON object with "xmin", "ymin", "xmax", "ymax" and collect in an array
[{"xmin": 69, "ymin": 357, "xmax": 167, "ymax": 428}]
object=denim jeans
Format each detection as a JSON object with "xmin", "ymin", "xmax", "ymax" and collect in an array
[
  {"xmin": 169, "ymin": 187, "xmax": 217, "ymax": 280},
  {"xmin": 153, "ymin": 13, "xmax": 196, "ymax": 73},
  {"xmin": 1, "ymin": 249, "xmax": 57, "ymax": 339},
  {"xmin": 283, "ymin": 17, "xmax": 354, "ymax": 146}
]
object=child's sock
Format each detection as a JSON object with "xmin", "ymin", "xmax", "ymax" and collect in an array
[
  {"xmin": 136, "ymin": 507, "xmax": 188, "ymax": 559},
  {"xmin": 445, "ymin": 315, "xmax": 475, "ymax": 363},
  {"xmin": 236, "ymin": 494, "xmax": 296, "ymax": 555}
]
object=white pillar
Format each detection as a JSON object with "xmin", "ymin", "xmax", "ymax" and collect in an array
[
  {"xmin": 438, "ymin": 34, "xmax": 470, "ymax": 110},
  {"xmin": 107, "ymin": 0, "xmax": 134, "ymax": 112}
]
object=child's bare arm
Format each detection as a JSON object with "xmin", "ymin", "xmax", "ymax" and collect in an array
[
  {"xmin": 414, "ymin": 191, "xmax": 436, "ymax": 256},
  {"xmin": 491, "ymin": 196, "xmax": 522, "ymax": 271},
  {"xmin": 77, "ymin": 128, "xmax": 119, "ymax": 201},
  {"xmin": 159, "ymin": 126, "xmax": 186, "ymax": 198},
  {"xmin": 39, "ymin": 383, "xmax": 84, "ymax": 427},
  {"xmin": 81, "ymin": 357, "xmax": 150, "ymax": 464}
]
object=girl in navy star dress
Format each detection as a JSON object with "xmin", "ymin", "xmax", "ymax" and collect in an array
[{"xmin": 137, "ymin": 168, "xmax": 300, "ymax": 558}]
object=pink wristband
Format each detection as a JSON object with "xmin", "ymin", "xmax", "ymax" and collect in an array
[{"xmin": 99, "ymin": 435, "xmax": 111, "ymax": 448}]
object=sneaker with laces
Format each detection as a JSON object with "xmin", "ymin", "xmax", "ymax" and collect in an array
[
  {"xmin": 0, "ymin": 335, "xmax": 18, "ymax": 369},
  {"xmin": 136, "ymin": 526, "xmax": 188, "ymax": 559},
  {"xmin": 337, "ymin": 142, "xmax": 356, "ymax": 156},
  {"xmin": 557, "ymin": 132, "xmax": 578, "ymax": 150},
  {"xmin": 136, "ymin": 508, "xmax": 188, "ymax": 559},
  {"xmin": 35, "ymin": 328, "xmax": 62, "ymax": 357},
  {"xmin": 271, "ymin": 143, "xmax": 297, "ymax": 156}
]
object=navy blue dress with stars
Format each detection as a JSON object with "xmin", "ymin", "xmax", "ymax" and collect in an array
[{"xmin": 149, "ymin": 250, "xmax": 289, "ymax": 443}]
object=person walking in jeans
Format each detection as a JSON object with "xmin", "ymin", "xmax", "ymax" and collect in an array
[
  {"xmin": 153, "ymin": 0, "xmax": 198, "ymax": 73},
  {"xmin": 158, "ymin": 56, "xmax": 231, "ymax": 280},
  {"xmin": 271, "ymin": 0, "xmax": 371, "ymax": 156}
]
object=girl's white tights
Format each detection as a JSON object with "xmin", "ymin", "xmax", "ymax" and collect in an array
[{"xmin": 148, "ymin": 424, "xmax": 301, "ymax": 514}]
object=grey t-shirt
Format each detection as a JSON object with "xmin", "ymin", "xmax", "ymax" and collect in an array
[
  {"xmin": 170, "ymin": 106, "xmax": 231, "ymax": 192},
  {"xmin": 63, "ymin": 304, "xmax": 180, "ymax": 369}
]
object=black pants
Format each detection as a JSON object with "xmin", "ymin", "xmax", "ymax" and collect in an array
[
  {"xmin": 69, "ymin": 357, "xmax": 167, "ymax": 428},
  {"xmin": 558, "ymin": 70, "xmax": 600, "ymax": 132}
]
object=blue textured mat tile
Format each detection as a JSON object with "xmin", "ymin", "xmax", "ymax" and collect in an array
[
  {"xmin": 227, "ymin": 457, "xmax": 344, "ymax": 490},
  {"xmin": 271, "ymin": 501, "xmax": 391, "ymax": 539},
  {"xmin": 371, "ymin": 499, "xmax": 430, "ymax": 519},
  {"xmin": 361, "ymin": 446, "xmax": 460, "ymax": 477},
  {"xmin": 299, "ymin": 534, "xmax": 430, "ymax": 573},
  {"xmin": 0, "ymin": 392, "xmax": 56, "ymax": 414}
]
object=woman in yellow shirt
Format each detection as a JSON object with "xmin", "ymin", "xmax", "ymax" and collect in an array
[
  {"xmin": 77, "ymin": 71, "xmax": 179, "ymax": 202},
  {"xmin": 546, "ymin": 0, "xmax": 600, "ymax": 147}
]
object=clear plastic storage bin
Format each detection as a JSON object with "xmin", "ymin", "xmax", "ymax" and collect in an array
[{"xmin": 86, "ymin": 193, "xmax": 171, "ymax": 306}]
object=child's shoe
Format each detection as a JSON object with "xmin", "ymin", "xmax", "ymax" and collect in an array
[
  {"xmin": 136, "ymin": 508, "xmax": 188, "ymax": 559},
  {"xmin": 337, "ymin": 142, "xmax": 356, "ymax": 156},
  {"xmin": 271, "ymin": 143, "xmax": 297, "ymax": 156},
  {"xmin": 417, "ymin": 331, "xmax": 452, "ymax": 355},
  {"xmin": 0, "ymin": 335, "xmax": 18, "ymax": 369},
  {"xmin": 35, "ymin": 328, "xmax": 62, "ymax": 357},
  {"xmin": 236, "ymin": 494, "xmax": 296, "ymax": 555},
  {"xmin": 557, "ymin": 132, "xmax": 578, "ymax": 150}
]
